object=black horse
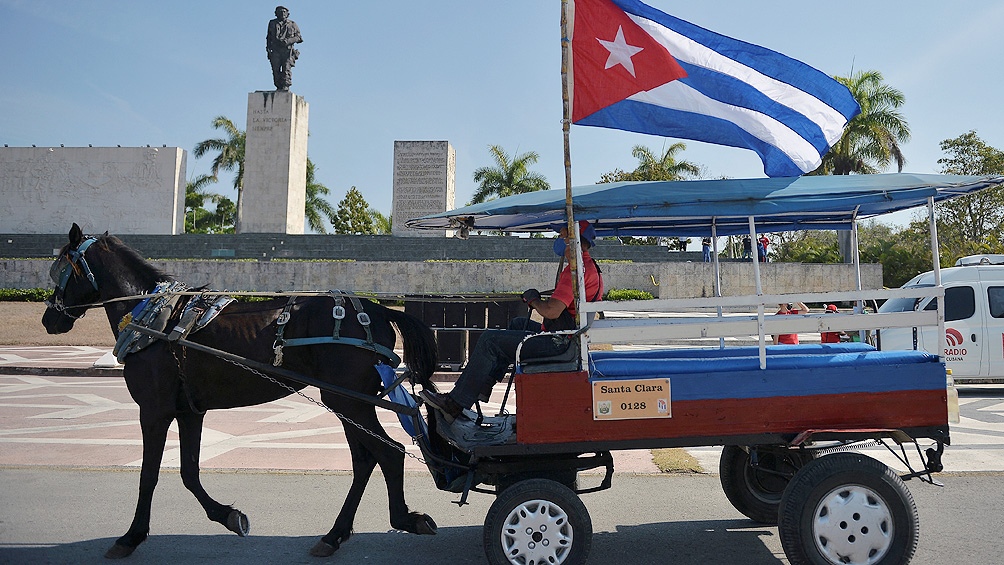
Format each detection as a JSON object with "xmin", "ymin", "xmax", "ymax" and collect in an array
[{"xmin": 42, "ymin": 224, "xmax": 440, "ymax": 558}]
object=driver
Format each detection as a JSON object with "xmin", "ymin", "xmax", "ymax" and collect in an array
[{"xmin": 421, "ymin": 221, "xmax": 604, "ymax": 423}]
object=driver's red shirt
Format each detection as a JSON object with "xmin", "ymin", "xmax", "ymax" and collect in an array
[{"xmin": 549, "ymin": 250, "xmax": 603, "ymax": 320}]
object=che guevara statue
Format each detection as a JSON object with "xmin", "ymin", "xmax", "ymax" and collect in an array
[{"xmin": 266, "ymin": 6, "xmax": 303, "ymax": 91}]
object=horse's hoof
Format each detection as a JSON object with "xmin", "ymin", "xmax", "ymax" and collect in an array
[
  {"xmin": 226, "ymin": 510, "xmax": 250, "ymax": 537},
  {"xmin": 104, "ymin": 543, "xmax": 136, "ymax": 559},
  {"xmin": 309, "ymin": 540, "xmax": 337, "ymax": 557},
  {"xmin": 416, "ymin": 514, "xmax": 438, "ymax": 535}
]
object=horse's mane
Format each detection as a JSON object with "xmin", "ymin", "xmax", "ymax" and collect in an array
[{"xmin": 98, "ymin": 234, "xmax": 175, "ymax": 285}]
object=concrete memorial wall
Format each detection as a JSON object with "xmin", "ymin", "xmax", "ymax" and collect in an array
[
  {"xmin": 0, "ymin": 146, "xmax": 186, "ymax": 235},
  {"xmin": 391, "ymin": 141, "xmax": 455, "ymax": 237}
]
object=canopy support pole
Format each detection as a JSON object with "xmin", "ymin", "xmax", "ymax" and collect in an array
[
  {"xmin": 711, "ymin": 220, "xmax": 724, "ymax": 349},
  {"xmin": 928, "ymin": 197, "xmax": 946, "ymax": 363},
  {"xmin": 749, "ymin": 217, "xmax": 766, "ymax": 369},
  {"xmin": 560, "ymin": 0, "xmax": 589, "ymax": 371},
  {"xmin": 850, "ymin": 209, "xmax": 866, "ymax": 341}
]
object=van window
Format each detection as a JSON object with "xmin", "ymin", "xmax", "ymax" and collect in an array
[
  {"xmin": 878, "ymin": 285, "xmax": 933, "ymax": 313},
  {"xmin": 930, "ymin": 286, "xmax": 976, "ymax": 322},
  {"xmin": 989, "ymin": 287, "xmax": 1004, "ymax": 318}
]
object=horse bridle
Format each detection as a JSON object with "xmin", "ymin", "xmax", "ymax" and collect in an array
[{"xmin": 46, "ymin": 236, "xmax": 100, "ymax": 319}]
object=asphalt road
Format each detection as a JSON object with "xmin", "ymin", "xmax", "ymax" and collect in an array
[{"xmin": 1, "ymin": 467, "xmax": 1002, "ymax": 564}]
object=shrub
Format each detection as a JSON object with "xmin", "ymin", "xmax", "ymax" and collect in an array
[
  {"xmin": 0, "ymin": 288, "xmax": 50, "ymax": 302},
  {"xmin": 604, "ymin": 288, "xmax": 654, "ymax": 301}
]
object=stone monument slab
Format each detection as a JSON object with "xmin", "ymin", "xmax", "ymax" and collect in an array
[
  {"xmin": 392, "ymin": 141, "xmax": 455, "ymax": 237},
  {"xmin": 0, "ymin": 146, "xmax": 186, "ymax": 235},
  {"xmin": 242, "ymin": 90, "xmax": 309, "ymax": 234}
]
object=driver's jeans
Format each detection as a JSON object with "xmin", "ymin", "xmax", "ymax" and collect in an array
[{"xmin": 448, "ymin": 317, "xmax": 541, "ymax": 409}]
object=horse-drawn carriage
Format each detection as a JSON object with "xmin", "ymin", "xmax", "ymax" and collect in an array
[{"xmin": 42, "ymin": 173, "xmax": 1002, "ymax": 564}]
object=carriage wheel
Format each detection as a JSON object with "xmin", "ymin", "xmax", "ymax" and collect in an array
[
  {"xmin": 778, "ymin": 453, "xmax": 919, "ymax": 565},
  {"xmin": 720, "ymin": 445, "xmax": 814, "ymax": 524},
  {"xmin": 483, "ymin": 478, "xmax": 591, "ymax": 565}
]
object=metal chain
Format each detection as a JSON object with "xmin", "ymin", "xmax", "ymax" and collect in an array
[{"xmin": 219, "ymin": 356, "xmax": 427, "ymax": 464}]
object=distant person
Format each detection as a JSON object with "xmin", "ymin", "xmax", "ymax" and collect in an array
[
  {"xmin": 757, "ymin": 239, "xmax": 766, "ymax": 262},
  {"xmin": 742, "ymin": 235, "xmax": 752, "ymax": 259},
  {"xmin": 820, "ymin": 304, "xmax": 845, "ymax": 343},
  {"xmin": 773, "ymin": 301, "xmax": 808, "ymax": 344},
  {"xmin": 702, "ymin": 237, "xmax": 712, "ymax": 262},
  {"xmin": 759, "ymin": 234, "xmax": 770, "ymax": 262},
  {"xmin": 266, "ymin": 6, "xmax": 303, "ymax": 91}
]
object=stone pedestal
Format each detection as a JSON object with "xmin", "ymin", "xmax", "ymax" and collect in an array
[
  {"xmin": 242, "ymin": 91, "xmax": 309, "ymax": 234},
  {"xmin": 392, "ymin": 141, "xmax": 455, "ymax": 237}
]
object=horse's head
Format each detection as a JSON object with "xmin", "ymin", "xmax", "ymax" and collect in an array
[{"xmin": 42, "ymin": 223, "xmax": 104, "ymax": 334}]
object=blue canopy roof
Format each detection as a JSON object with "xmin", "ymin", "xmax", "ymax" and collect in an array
[{"xmin": 406, "ymin": 173, "xmax": 1004, "ymax": 237}]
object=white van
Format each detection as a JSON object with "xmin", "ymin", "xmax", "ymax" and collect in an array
[{"xmin": 877, "ymin": 255, "xmax": 1004, "ymax": 382}]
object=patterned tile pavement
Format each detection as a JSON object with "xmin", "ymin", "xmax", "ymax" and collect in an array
[{"xmin": 2, "ymin": 346, "xmax": 1002, "ymax": 474}]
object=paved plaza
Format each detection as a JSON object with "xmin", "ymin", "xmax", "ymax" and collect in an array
[{"xmin": 2, "ymin": 346, "xmax": 1002, "ymax": 474}]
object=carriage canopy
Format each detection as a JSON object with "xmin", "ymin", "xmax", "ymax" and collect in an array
[{"xmin": 406, "ymin": 173, "xmax": 1004, "ymax": 237}]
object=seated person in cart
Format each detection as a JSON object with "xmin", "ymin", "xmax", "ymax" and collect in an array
[{"xmin": 421, "ymin": 221, "xmax": 604, "ymax": 423}]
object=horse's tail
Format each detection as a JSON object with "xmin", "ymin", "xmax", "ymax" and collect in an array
[{"xmin": 382, "ymin": 305, "xmax": 439, "ymax": 391}]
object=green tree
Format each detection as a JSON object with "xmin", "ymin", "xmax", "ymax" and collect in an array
[
  {"xmin": 470, "ymin": 145, "xmax": 550, "ymax": 204},
  {"xmin": 599, "ymin": 143, "xmax": 702, "ymax": 182},
  {"xmin": 193, "ymin": 116, "xmax": 246, "ymax": 232},
  {"xmin": 935, "ymin": 131, "xmax": 1004, "ymax": 258},
  {"xmin": 814, "ymin": 70, "xmax": 911, "ymax": 175},
  {"xmin": 368, "ymin": 209, "xmax": 392, "ymax": 234},
  {"xmin": 331, "ymin": 187, "xmax": 376, "ymax": 234},
  {"xmin": 304, "ymin": 158, "xmax": 337, "ymax": 234}
]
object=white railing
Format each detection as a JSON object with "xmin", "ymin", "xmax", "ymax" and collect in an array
[{"xmin": 579, "ymin": 286, "xmax": 944, "ymax": 368}]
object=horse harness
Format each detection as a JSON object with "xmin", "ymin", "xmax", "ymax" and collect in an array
[
  {"xmin": 272, "ymin": 290, "xmax": 401, "ymax": 368},
  {"xmin": 45, "ymin": 236, "xmax": 100, "ymax": 318}
]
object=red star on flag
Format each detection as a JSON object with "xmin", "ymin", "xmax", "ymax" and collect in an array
[{"xmin": 572, "ymin": 0, "xmax": 687, "ymax": 122}]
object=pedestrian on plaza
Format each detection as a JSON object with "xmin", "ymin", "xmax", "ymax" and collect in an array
[
  {"xmin": 742, "ymin": 235, "xmax": 752, "ymax": 259},
  {"xmin": 773, "ymin": 301, "xmax": 808, "ymax": 345},
  {"xmin": 759, "ymin": 234, "xmax": 770, "ymax": 262},
  {"xmin": 820, "ymin": 304, "xmax": 846, "ymax": 343},
  {"xmin": 702, "ymin": 237, "xmax": 712, "ymax": 262}
]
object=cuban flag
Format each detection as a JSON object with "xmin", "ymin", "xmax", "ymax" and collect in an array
[{"xmin": 570, "ymin": 0, "xmax": 861, "ymax": 177}]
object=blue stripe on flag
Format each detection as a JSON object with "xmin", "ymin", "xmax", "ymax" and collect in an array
[{"xmin": 579, "ymin": 99, "xmax": 810, "ymax": 177}]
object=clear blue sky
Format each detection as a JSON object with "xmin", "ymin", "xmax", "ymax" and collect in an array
[{"xmin": 4, "ymin": 1, "xmax": 1003, "ymax": 232}]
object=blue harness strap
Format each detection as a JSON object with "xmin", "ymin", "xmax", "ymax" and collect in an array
[{"xmin": 275, "ymin": 290, "xmax": 402, "ymax": 367}]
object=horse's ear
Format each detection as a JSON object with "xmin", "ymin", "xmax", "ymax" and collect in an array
[
  {"xmin": 69, "ymin": 224, "xmax": 83, "ymax": 247},
  {"xmin": 103, "ymin": 231, "xmax": 109, "ymax": 237}
]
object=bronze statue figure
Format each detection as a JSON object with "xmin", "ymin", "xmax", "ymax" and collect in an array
[{"xmin": 266, "ymin": 6, "xmax": 303, "ymax": 91}]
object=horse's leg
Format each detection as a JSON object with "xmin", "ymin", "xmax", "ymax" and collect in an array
[
  {"xmin": 310, "ymin": 426, "xmax": 378, "ymax": 557},
  {"xmin": 333, "ymin": 400, "xmax": 437, "ymax": 537},
  {"xmin": 105, "ymin": 413, "xmax": 172, "ymax": 559},
  {"xmin": 175, "ymin": 410, "xmax": 250, "ymax": 536}
]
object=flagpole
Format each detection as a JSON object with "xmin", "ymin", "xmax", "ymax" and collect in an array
[{"xmin": 560, "ymin": 0, "xmax": 585, "ymax": 332}]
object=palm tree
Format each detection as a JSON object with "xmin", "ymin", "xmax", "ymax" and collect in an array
[
  {"xmin": 193, "ymin": 116, "xmax": 246, "ymax": 232},
  {"xmin": 629, "ymin": 143, "xmax": 702, "ymax": 180},
  {"xmin": 304, "ymin": 158, "xmax": 337, "ymax": 233},
  {"xmin": 470, "ymin": 145, "xmax": 550, "ymax": 204},
  {"xmin": 368, "ymin": 208, "xmax": 392, "ymax": 234},
  {"xmin": 815, "ymin": 70, "xmax": 911, "ymax": 175},
  {"xmin": 184, "ymin": 173, "xmax": 228, "ymax": 233}
]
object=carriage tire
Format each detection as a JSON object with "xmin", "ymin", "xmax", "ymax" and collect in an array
[
  {"xmin": 719, "ymin": 445, "xmax": 814, "ymax": 524},
  {"xmin": 778, "ymin": 452, "xmax": 919, "ymax": 565},
  {"xmin": 483, "ymin": 478, "xmax": 591, "ymax": 565}
]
